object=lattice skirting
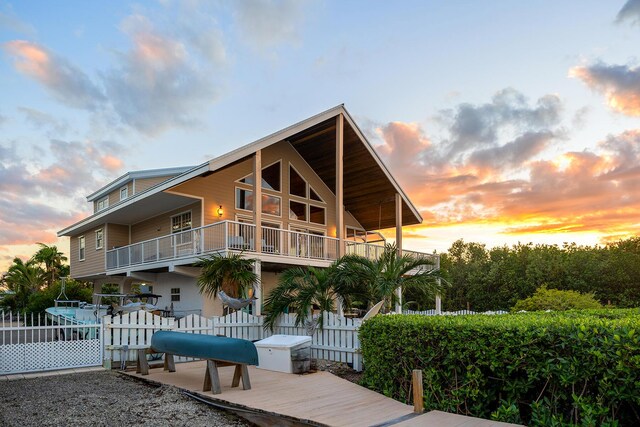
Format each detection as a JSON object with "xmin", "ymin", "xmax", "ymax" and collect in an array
[{"xmin": 0, "ymin": 339, "xmax": 101, "ymax": 374}]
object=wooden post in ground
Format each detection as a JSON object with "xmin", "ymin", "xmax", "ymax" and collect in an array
[{"xmin": 412, "ymin": 369, "xmax": 424, "ymax": 413}]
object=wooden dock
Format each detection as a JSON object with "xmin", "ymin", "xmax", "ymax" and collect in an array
[{"xmin": 125, "ymin": 361, "xmax": 519, "ymax": 427}]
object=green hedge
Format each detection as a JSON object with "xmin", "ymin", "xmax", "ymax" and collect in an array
[{"xmin": 359, "ymin": 310, "xmax": 640, "ymax": 426}]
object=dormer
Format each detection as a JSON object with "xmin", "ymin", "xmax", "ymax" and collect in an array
[{"xmin": 88, "ymin": 166, "xmax": 194, "ymax": 214}]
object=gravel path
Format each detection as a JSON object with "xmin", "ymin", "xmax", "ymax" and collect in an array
[{"xmin": 0, "ymin": 370, "xmax": 250, "ymax": 427}]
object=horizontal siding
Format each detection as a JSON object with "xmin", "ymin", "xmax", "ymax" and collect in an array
[
  {"xmin": 135, "ymin": 176, "xmax": 174, "ymax": 194},
  {"xmin": 69, "ymin": 225, "xmax": 106, "ymax": 279},
  {"xmin": 130, "ymin": 201, "xmax": 202, "ymax": 243},
  {"xmin": 106, "ymin": 223, "xmax": 129, "ymax": 249},
  {"xmin": 107, "ymin": 182, "xmax": 133, "ymax": 207}
]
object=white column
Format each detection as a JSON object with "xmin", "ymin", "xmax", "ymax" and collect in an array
[
  {"xmin": 395, "ymin": 193, "xmax": 403, "ymax": 313},
  {"xmin": 253, "ymin": 150, "xmax": 262, "ymax": 253},
  {"xmin": 336, "ymin": 114, "xmax": 344, "ymax": 257},
  {"xmin": 253, "ymin": 260, "xmax": 261, "ymax": 316}
]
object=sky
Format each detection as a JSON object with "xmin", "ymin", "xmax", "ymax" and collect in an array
[{"xmin": 1, "ymin": 0, "xmax": 639, "ymax": 273}]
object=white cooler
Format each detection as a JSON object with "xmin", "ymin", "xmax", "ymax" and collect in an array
[{"xmin": 255, "ymin": 335, "xmax": 312, "ymax": 374}]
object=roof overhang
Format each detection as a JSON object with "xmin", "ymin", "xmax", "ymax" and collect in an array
[
  {"xmin": 86, "ymin": 166, "xmax": 195, "ymax": 202},
  {"xmin": 58, "ymin": 163, "xmax": 209, "ymax": 236}
]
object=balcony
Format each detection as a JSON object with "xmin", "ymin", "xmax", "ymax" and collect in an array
[{"xmin": 105, "ymin": 220, "xmax": 438, "ymax": 272}]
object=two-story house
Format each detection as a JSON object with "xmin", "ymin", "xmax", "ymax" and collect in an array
[{"xmin": 58, "ymin": 105, "xmax": 436, "ymax": 317}]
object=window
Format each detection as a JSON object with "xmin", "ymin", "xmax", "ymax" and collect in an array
[
  {"xmin": 171, "ymin": 288, "xmax": 180, "ymax": 302},
  {"xmin": 172, "ymin": 212, "xmax": 192, "ymax": 233},
  {"xmin": 171, "ymin": 212, "xmax": 192, "ymax": 246},
  {"xmin": 289, "ymin": 201, "xmax": 307, "ymax": 221},
  {"xmin": 236, "ymin": 188, "xmax": 281, "ymax": 216},
  {"xmin": 79, "ymin": 236, "xmax": 85, "ymax": 261},
  {"xmin": 289, "ymin": 165, "xmax": 306, "ymax": 197},
  {"xmin": 309, "ymin": 187, "xmax": 323, "ymax": 202},
  {"xmin": 236, "ymin": 188, "xmax": 254, "ymax": 211},
  {"xmin": 95, "ymin": 229, "xmax": 103, "ymax": 250},
  {"xmin": 309, "ymin": 205, "xmax": 326, "ymax": 225},
  {"xmin": 96, "ymin": 196, "xmax": 109, "ymax": 212},
  {"xmin": 120, "ymin": 186, "xmax": 128, "ymax": 200},
  {"xmin": 237, "ymin": 161, "xmax": 281, "ymax": 192},
  {"xmin": 262, "ymin": 194, "xmax": 281, "ymax": 216},
  {"xmin": 262, "ymin": 161, "xmax": 281, "ymax": 191}
]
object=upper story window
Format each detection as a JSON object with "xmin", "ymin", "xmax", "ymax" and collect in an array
[
  {"xmin": 95, "ymin": 229, "xmax": 103, "ymax": 250},
  {"xmin": 120, "ymin": 186, "xmax": 128, "ymax": 200},
  {"xmin": 289, "ymin": 165, "xmax": 307, "ymax": 198},
  {"xmin": 172, "ymin": 212, "xmax": 192, "ymax": 234},
  {"xmin": 79, "ymin": 236, "xmax": 85, "ymax": 261},
  {"xmin": 235, "ymin": 188, "xmax": 281, "ymax": 216},
  {"xmin": 309, "ymin": 187, "xmax": 323, "ymax": 202},
  {"xmin": 237, "ymin": 160, "xmax": 281, "ymax": 192},
  {"xmin": 171, "ymin": 288, "xmax": 181, "ymax": 302},
  {"xmin": 96, "ymin": 196, "xmax": 109, "ymax": 212}
]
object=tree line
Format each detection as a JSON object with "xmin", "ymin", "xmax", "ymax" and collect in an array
[
  {"xmin": 0, "ymin": 243, "xmax": 92, "ymax": 313},
  {"xmin": 439, "ymin": 237, "xmax": 640, "ymax": 311}
]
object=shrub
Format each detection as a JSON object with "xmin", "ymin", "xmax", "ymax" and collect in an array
[
  {"xmin": 513, "ymin": 285, "xmax": 602, "ymax": 311},
  {"xmin": 360, "ymin": 310, "xmax": 640, "ymax": 425}
]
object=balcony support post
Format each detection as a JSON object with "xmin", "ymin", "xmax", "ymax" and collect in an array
[
  {"xmin": 254, "ymin": 150, "xmax": 262, "ymax": 253},
  {"xmin": 395, "ymin": 192, "xmax": 403, "ymax": 313},
  {"xmin": 336, "ymin": 113, "xmax": 344, "ymax": 257}
]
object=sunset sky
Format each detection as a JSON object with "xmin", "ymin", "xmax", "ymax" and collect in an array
[{"xmin": 1, "ymin": 0, "xmax": 640, "ymax": 273}]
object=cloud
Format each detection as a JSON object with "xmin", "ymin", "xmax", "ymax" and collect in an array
[
  {"xmin": 3, "ymin": 40, "xmax": 106, "ymax": 110},
  {"xmin": 0, "ymin": 7, "xmax": 36, "ymax": 36},
  {"xmin": 570, "ymin": 62, "xmax": 640, "ymax": 116},
  {"xmin": 616, "ymin": 0, "xmax": 640, "ymax": 26},
  {"xmin": 443, "ymin": 89, "xmax": 562, "ymax": 156},
  {"xmin": 233, "ymin": 0, "xmax": 306, "ymax": 49},
  {"xmin": 372, "ymin": 90, "xmax": 640, "ymax": 240},
  {"xmin": 19, "ymin": 107, "xmax": 68, "ymax": 136},
  {"xmin": 0, "ymin": 137, "xmax": 127, "ymax": 249},
  {"xmin": 102, "ymin": 14, "xmax": 219, "ymax": 135}
]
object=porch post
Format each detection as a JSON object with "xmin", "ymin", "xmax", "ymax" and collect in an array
[
  {"xmin": 395, "ymin": 193, "xmax": 403, "ymax": 313},
  {"xmin": 336, "ymin": 114, "xmax": 344, "ymax": 257},
  {"xmin": 254, "ymin": 150, "xmax": 262, "ymax": 254},
  {"xmin": 253, "ymin": 260, "xmax": 261, "ymax": 316}
]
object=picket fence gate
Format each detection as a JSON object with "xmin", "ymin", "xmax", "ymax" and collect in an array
[
  {"xmin": 104, "ymin": 311, "xmax": 363, "ymax": 371},
  {"xmin": 0, "ymin": 311, "xmax": 102, "ymax": 375}
]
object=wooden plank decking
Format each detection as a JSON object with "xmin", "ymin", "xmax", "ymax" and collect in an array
[{"xmin": 125, "ymin": 361, "xmax": 519, "ymax": 427}]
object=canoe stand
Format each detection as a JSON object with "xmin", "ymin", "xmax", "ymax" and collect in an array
[{"xmin": 136, "ymin": 348, "xmax": 251, "ymax": 395}]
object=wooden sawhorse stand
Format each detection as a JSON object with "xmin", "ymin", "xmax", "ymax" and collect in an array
[{"xmin": 136, "ymin": 348, "xmax": 251, "ymax": 395}]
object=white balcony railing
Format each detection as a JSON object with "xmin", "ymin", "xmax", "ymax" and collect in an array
[{"xmin": 105, "ymin": 220, "xmax": 438, "ymax": 272}]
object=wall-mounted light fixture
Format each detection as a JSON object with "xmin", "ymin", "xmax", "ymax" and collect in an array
[{"xmin": 216, "ymin": 205, "xmax": 223, "ymax": 218}]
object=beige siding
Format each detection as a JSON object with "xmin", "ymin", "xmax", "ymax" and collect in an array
[
  {"xmin": 135, "ymin": 176, "xmax": 174, "ymax": 194},
  {"xmin": 169, "ymin": 140, "xmax": 358, "ymax": 237},
  {"xmin": 107, "ymin": 182, "xmax": 133, "ymax": 207},
  {"xmin": 106, "ymin": 223, "xmax": 129, "ymax": 249},
  {"xmin": 130, "ymin": 201, "xmax": 202, "ymax": 243},
  {"xmin": 69, "ymin": 225, "xmax": 106, "ymax": 279}
]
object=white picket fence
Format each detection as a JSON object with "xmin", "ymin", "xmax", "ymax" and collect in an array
[
  {"xmin": 0, "ymin": 311, "xmax": 102, "ymax": 374},
  {"xmin": 103, "ymin": 311, "xmax": 363, "ymax": 371}
]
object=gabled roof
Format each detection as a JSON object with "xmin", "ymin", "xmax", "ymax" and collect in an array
[
  {"xmin": 86, "ymin": 166, "xmax": 195, "ymax": 202},
  {"xmin": 58, "ymin": 105, "xmax": 422, "ymax": 236}
]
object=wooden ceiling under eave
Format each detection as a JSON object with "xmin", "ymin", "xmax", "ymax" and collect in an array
[{"xmin": 287, "ymin": 117, "xmax": 421, "ymax": 231}]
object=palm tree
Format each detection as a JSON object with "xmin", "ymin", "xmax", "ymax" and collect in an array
[
  {"xmin": 32, "ymin": 243, "xmax": 67, "ymax": 288},
  {"xmin": 336, "ymin": 244, "xmax": 443, "ymax": 312},
  {"xmin": 196, "ymin": 253, "xmax": 259, "ymax": 299},
  {"xmin": 263, "ymin": 264, "xmax": 363, "ymax": 331},
  {"xmin": 4, "ymin": 257, "xmax": 43, "ymax": 309}
]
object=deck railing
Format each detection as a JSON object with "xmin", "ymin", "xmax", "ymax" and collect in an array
[
  {"xmin": 106, "ymin": 220, "xmax": 342, "ymax": 271},
  {"xmin": 105, "ymin": 220, "xmax": 438, "ymax": 271}
]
